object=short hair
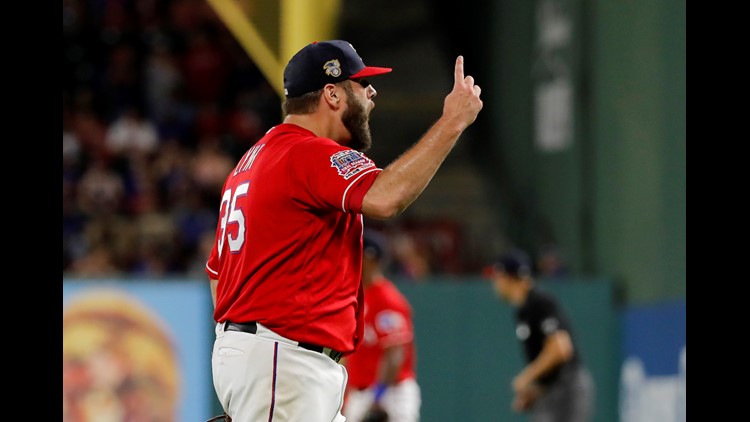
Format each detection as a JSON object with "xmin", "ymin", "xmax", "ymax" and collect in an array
[
  {"xmin": 283, "ymin": 89, "xmax": 322, "ymax": 115},
  {"xmin": 282, "ymin": 80, "xmax": 354, "ymax": 116}
]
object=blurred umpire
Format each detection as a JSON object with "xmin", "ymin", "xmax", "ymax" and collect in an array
[{"xmin": 488, "ymin": 249, "xmax": 595, "ymax": 422}]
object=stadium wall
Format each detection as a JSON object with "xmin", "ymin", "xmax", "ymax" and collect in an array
[{"xmin": 63, "ymin": 278, "xmax": 691, "ymax": 421}]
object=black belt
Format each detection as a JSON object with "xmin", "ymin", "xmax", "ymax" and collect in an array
[{"xmin": 223, "ymin": 321, "xmax": 343, "ymax": 363}]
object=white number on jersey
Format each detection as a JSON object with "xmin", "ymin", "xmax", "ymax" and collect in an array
[{"xmin": 218, "ymin": 182, "xmax": 249, "ymax": 257}]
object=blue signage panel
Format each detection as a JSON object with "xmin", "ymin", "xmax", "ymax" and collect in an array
[{"xmin": 619, "ymin": 300, "xmax": 686, "ymax": 422}]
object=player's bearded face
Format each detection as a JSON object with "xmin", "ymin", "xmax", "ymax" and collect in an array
[{"xmin": 342, "ymin": 83, "xmax": 372, "ymax": 152}]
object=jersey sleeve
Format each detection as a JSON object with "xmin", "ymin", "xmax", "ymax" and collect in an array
[
  {"xmin": 373, "ymin": 309, "xmax": 413, "ymax": 348},
  {"xmin": 288, "ymin": 138, "xmax": 381, "ymax": 213},
  {"xmin": 536, "ymin": 296, "xmax": 566, "ymax": 336},
  {"xmin": 372, "ymin": 287, "xmax": 414, "ymax": 348}
]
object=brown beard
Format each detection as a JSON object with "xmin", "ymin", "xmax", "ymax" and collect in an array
[{"xmin": 341, "ymin": 82, "xmax": 372, "ymax": 152}]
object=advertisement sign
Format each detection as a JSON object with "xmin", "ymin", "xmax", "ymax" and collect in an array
[
  {"xmin": 619, "ymin": 300, "xmax": 686, "ymax": 422},
  {"xmin": 63, "ymin": 280, "xmax": 214, "ymax": 421}
]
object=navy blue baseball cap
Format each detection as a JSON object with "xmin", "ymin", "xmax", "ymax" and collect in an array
[
  {"xmin": 492, "ymin": 249, "xmax": 533, "ymax": 278},
  {"xmin": 363, "ymin": 229, "xmax": 387, "ymax": 261},
  {"xmin": 283, "ymin": 40, "xmax": 393, "ymax": 98}
]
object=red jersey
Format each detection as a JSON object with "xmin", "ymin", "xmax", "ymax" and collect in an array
[
  {"xmin": 345, "ymin": 276, "xmax": 417, "ymax": 388},
  {"xmin": 205, "ymin": 123, "xmax": 381, "ymax": 353}
]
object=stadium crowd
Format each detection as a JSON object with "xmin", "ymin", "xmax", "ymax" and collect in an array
[{"xmin": 63, "ymin": 0, "xmax": 280, "ymax": 278}]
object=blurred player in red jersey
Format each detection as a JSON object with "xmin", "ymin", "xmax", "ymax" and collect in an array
[
  {"xmin": 205, "ymin": 40, "xmax": 482, "ymax": 421},
  {"xmin": 343, "ymin": 230, "xmax": 421, "ymax": 422}
]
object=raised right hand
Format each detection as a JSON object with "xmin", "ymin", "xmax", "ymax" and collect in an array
[{"xmin": 442, "ymin": 55, "xmax": 483, "ymax": 131}]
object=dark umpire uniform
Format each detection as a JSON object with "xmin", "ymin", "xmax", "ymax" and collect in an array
[{"xmin": 490, "ymin": 249, "xmax": 595, "ymax": 422}]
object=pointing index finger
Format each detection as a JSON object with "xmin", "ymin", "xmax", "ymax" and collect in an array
[{"xmin": 454, "ymin": 55, "xmax": 464, "ymax": 86}]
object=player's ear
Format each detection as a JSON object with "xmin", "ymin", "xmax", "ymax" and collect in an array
[{"xmin": 323, "ymin": 84, "xmax": 340, "ymax": 108}]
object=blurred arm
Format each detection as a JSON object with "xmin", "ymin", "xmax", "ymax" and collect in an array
[
  {"xmin": 210, "ymin": 278, "xmax": 218, "ymax": 309},
  {"xmin": 378, "ymin": 344, "xmax": 407, "ymax": 385},
  {"xmin": 513, "ymin": 330, "xmax": 574, "ymax": 392}
]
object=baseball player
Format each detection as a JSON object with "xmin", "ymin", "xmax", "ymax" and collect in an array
[
  {"xmin": 343, "ymin": 230, "xmax": 421, "ymax": 422},
  {"xmin": 205, "ymin": 40, "xmax": 482, "ymax": 422},
  {"xmin": 488, "ymin": 249, "xmax": 595, "ymax": 422}
]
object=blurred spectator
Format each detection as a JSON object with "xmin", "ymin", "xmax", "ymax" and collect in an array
[
  {"xmin": 193, "ymin": 103, "xmax": 225, "ymax": 141},
  {"xmin": 151, "ymin": 137, "xmax": 194, "ymax": 209},
  {"xmin": 535, "ymin": 243, "xmax": 570, "ymax": 280},
  {"xmin": 63, "ymin": 114, "xmax": 82, "ymax": 174},
  {"xmin": 68, "ymin": 216, "xmax": 135, "ymax": 277},
  {"xmin": 186, "ymin": 229, "xmax": 218, "ymax": 279},
  {"xmin": 63, "ymin": 176, "xmax": 87, "ymax": 270},
  {"xmin": 100, "ymin": 41, "xmax": 144, "ymax": 120},
  {"xmin": 69, "ymin": 244, "xmax": 121, "ymax": 278},
  {"xmin": 70, "ymin": 105, "xmax": 110, "ymax": 162},
  {"xmin": 143, "ymin": 36, "xmax": 184, "ymax": 125},
  {"xmin": 130, "ymin": 211, "xmax": 180, "ymax": 276},
  {"xmin": 190, "ymin": 136, "xmax": 235, "ymax": 198},
  {"xmin": 76, "ymin": 158, "xmax": 126, "ymax": 217},
  {"xmin": 105, "ymin": 105, "xmax": 160, "ymax": 158},
  {"xmin": 224, "ymin": 90, "xmax": 266, "ymax": 157},
  {"xmin": 388, "ymin": 229, "xmax": 431, "ymax": 282},
  {"xmin": 181, "ymin": 28, "xmax": 229, "ymax": 103}
]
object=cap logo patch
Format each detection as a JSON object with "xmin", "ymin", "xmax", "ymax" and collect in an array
[
  {"xmin": 323, "ymin": 59, "xmax": 342, "ymax": 77},
  {"xmin": 329, "ymin": 150, "xmax": 375, "ymax": 180}
]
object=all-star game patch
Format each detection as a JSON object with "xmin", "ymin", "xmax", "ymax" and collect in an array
[{"xmin": 329, "ymin": 150, "xmax": 376, "ymax": 180}]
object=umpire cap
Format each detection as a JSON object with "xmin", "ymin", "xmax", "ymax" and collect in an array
[
  {"xmin": 284, "ymin": 40, "xmax": 392, "ymax": 98},
  {"xmin": 492, "ymin": 249, "xmax": 533, "ymax": 278}
]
